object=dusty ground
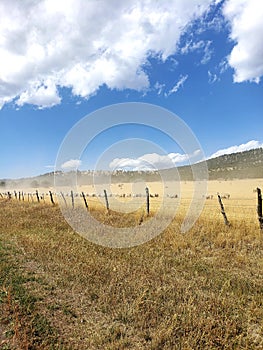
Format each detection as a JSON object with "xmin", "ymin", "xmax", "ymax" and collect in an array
[{"xmin": 7, "ymin": 178, "xmax": 262, "ymax": 198}]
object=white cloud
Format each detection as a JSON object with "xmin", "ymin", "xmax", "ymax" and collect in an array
[
  {"xmin": 61, "ymin": 159, "xmax": 82, "ymax": 170},
  {"xmin": 154, "ymin": 82, "xmax": 165, "ymax": 95},
  {"xmin": 16, "ymin": 80, "xmax": 61, "ymax": 108},
  {"xmin": 223, "ymin": 0, "xmax": 263, "ymax": 83},
  {"xmin": 168, "ymin": 57, "xmax": 179, "ymax": 71},
  {"xmin": 200, "ymin": 41, "xmax": 213, "ymax": 64},
  {"xmin": 109, "ymin": 150, "xmax": 201, "ymax": 171},
  {"xmin": 219, "ymin": 58, "xmax": 229, "ymax": 74},
  {"xmin": 0, "ymin": 0, "xmax": 216, "ymax": 109},
  {"xmin": 180, "ymin": 40, "xmax": 213, "ymax": 64},
  {"xmin": 110, "ymin": 142, "xmax": 263, "ymax": 170},
  {"xmin": 209, "ymin": 140, "xmax": 263, "ymax": 158},
  {"xmin": 167, "ymin": 74, "xmax": 188, "ymax": 95},
  {"xmin": 180, "ymin": 39, "xmax": 205, "ymax": 54},
  {"xmin": 208, "ymin": 70, "xmax": 220, "ymax": 83}
]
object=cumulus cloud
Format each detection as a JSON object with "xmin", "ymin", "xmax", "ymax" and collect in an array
[
  {"xmin": 109, "ymin": 150, "xmax": 201, "ymax": 171},
  {"xmin": 209, "ymin": 140, "xmax": 263, "ymax": 158},
  {"xmin": 16, "ymin": 80, "xmax": 61, "ymax": 108},
  {"xmin": 0, "ymin": 0, "xmax": 216, "ymax": 109},
  {"xmin": 223, "ymin": 0, "xmax": 263, "ymax": 83},
  {"xmin": 61, "ymin": 159, "xmax": 82, "ymax": 170}
]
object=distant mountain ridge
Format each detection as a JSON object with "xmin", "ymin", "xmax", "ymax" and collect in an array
[
  {"xmin": 167, "ymin": 147, "xmax": 263, "ymax": 181},
  {"xmin": 206, "ymin": 147, "xmax": 263, "ymax": 180},
  {"xmin": 1, "ymin": 148, "xmax": 263, "ymax": 188}
]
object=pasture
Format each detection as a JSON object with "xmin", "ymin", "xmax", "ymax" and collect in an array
[{"xmin": 0, "ymin": 179, "xmax": 263, "ymax": 349}]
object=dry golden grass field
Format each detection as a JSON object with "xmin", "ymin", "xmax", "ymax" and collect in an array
[{"xmin": 0, "ymin": 179, "xmax": 263, "ymax": 349}]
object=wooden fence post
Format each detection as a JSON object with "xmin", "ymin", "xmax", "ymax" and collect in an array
[
  {"xmin": 36, "ymin": 190, "xmax": 40, "ymax": 203},
  {"xmin": 14, "ymin": 191, "xmax": 17, "ymax": 200},
  {"xmin": 60, "ymin": 192, "xmax": 67, "ymax": 207},
  {"xmin": 82, "ymin": 192, "xmax": 88, "ymax": 210},
  {"xmin": 145, "ymin": 187, "xmax": 150, "ymax": 216},
  {"xmin": 71, "ymin": 190, "xmax": 74, "ymax": 209},
  {"xmin": 49, "ymin": 191, "xmax": 55, "ymax": 205},
  {"xmin": 104, "ymin": 189, "xmax": 109, "ymax": 211},
  {"xmin": 7, "ymin": 191, "xmax": 11, "ymax": 200},
  {"xmin": 22, "ymin": 192, "xmax": 24, "ymax": 201},
  {"xmin": 18, "ymin": 191, "xmax": 21, "ymax": 201},
  {"xmin": 217, "ymin": 194, "xmax": 230, "ymax": 226},
  {"xmin": 257, "ymin": 188, "xmax": 263, "ymax": 230}
]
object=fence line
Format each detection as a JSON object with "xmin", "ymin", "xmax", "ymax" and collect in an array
[
  {"xmin": 1, "ymin": 188, "xmax": 262, "ymax": 229},
  {"xmin": 257, "ymin": 188, "xmax": 263, "ymax": 230}
]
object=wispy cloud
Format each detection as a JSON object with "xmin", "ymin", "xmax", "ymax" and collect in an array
[
  {"xmin": 154, "ymin": 82, "xmax": 165, "ymax": 95},
  {"xmin": 61, "ymin": 159, "xmax": 82, "ymax": 170},
  {"xmin": 180, "ymin": 40, "xmax": 205, "ymax": 54},
  {"xmin": 180, "ymin": 39, "xmax": 213, "ymax": 65},
  {"xmin": 208, "ymin": 70, "xmax": 220, "ymax": 84},
  {"xmin": 209, "ymin": 140, "xmax": 263, "ymax": 159},
  {"xmin": 166, "ymin": 75, "xmax": 188, "ymax": 96},
  {"xmin": 219, "ymin": 59, "xmax": 229, "ymax": 74},
  {"xmin": 200, "ymin": 41, "xmax": 213, "ymax": 64},
  {"xmin": 168, "ymin": 57, "xmax": 179, "ymax": 71}
]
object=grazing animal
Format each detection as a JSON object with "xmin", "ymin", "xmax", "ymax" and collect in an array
[
  {"xmin": 205, "ymin": 195, "xmax": 213, "ymax": 199},
  {"xmin": 167, "ymin": 194, "xmax": 178, "ymax": 198},
  {"xmin": 221, "ymin": 193, "xmax": 230, "ymax": 199},
  {"xmin": 217, "ymin": 192, "xmax": 230, "ymax": 199}
]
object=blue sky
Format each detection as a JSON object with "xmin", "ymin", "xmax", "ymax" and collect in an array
[{"xmin": 0, "ymin": 0, "xmax": 262, "ymax": 178}]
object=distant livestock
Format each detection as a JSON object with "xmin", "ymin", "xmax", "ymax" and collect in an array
[
  {"xmin": 206, "ymin": 195, "xmax": 213, "ymax": 199},
  {"xmin": 221, "ymin": 193, "xmax": 230, "ymax": 199},
  {"xmin": 167, "ymin": 194, "xmax": 178, "ymax": 198}
]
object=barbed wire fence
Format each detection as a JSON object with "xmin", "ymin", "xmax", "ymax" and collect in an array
[{"xmin": 1, "ymin": 187, "xmax": 263, "ymax": 230}]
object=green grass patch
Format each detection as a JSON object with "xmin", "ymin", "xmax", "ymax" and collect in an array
[{"xmin": 0, "ymin": 239, "xmax": 62, "ymax": 349}]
